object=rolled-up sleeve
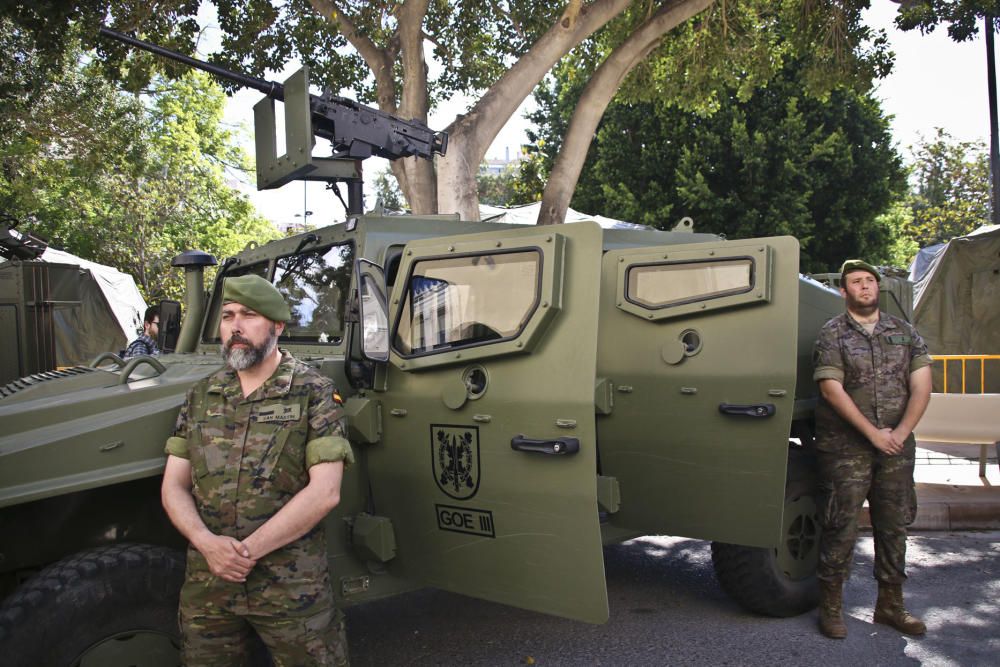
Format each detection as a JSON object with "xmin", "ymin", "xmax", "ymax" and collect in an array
[
  {"xmin": 164, "ymin": 387, "xmax": 194, "ymax": 459},
  {"xmin": 908, "ymin": 325, "xmax": 933, "ymax": 373},
  {"xmin": 306, "ymin": 383, "xmax": 354, "ymax": 469},
  {"xmin": 813, "ymin": 322, "xmax": 844, "ymax": 383},
  {"xmin": 306, "ymin": 435, "xmax": 355, "ymax": 468}
]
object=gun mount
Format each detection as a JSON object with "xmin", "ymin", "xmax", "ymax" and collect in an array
[{"xmin": 98, "ymin": 27, "xmax": 448, "ymax": 214}]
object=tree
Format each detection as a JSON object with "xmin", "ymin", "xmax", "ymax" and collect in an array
[
  {"xmin": 0, "ymin": 20, "xmax": 278, "ymax": 302},
  {"xmin": 893, "ymin": 0, "xmax": 1000, "ymax": 41},
  {"xmin": 477, "ymin": 158, "xmax": 546, "ymax": 207},
  {"xmin": 525, "ymin": 58, "xmax": 907, "ymax": 272},
  {"xmin": 373, "ymin": 166, "xmax": 405, "ymax": 211},
  {"xmin": 902, "ymin": 129, "xmax": 991, "ymax": 248},
  {"xmin": 10, "ymin": 1, "xmax": 894, "ymax": 224}
]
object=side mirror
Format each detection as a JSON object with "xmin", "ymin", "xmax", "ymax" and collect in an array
[
  {"xmin": 157, "ymin": 300, "xmax": 182, "ymax": 353},
  {"xmin": 356, "ymin": 260, "xmax": 389, "ymax": 362}
]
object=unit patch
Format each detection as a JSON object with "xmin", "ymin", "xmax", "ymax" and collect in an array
[
  {"xmin": 431, "ymin": 424, "xmax": 480, "ymax": 500},
  {"xmin": 435, "ymin": 504, "xmax": 495, "ymax": 538}
]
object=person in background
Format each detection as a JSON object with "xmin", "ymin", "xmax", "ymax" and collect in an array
[{"xmin": 123, "ymin": 306, "xmax": 160, "ymax": 358}]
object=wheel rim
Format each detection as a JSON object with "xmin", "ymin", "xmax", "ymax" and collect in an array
[
  {"xmin": 74, "ymin": 631, "xmax": 180, "ymax": 667},
  {"xmin": 776, "ymin": 493, "xmax": 820, "ymax": 581}
]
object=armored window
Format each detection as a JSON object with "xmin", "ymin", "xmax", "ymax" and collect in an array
[
  {"xmin": 393, "ymin": 250, "xmax": 541, "ymax": 356},
  {"xmin": 273, "ymin": 243, "xmax": 355, "ymax": 344},
  {"xmin": 626, "ymin": 258, "xmax": 754, "ymax": 309}
]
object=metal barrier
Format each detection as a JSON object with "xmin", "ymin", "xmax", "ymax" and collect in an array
[
  {"xmin": 934, "ymin": 354, "xmax": 1000, "ymax": 394},
  {"xmin": 926, "ymin": 354, "xmax": 1000, "ymax": 478}
]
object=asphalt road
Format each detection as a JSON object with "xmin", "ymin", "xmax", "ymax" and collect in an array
[{"xmin": 345, "ymin": 531, "xmax": 1000, "ymax": 666}]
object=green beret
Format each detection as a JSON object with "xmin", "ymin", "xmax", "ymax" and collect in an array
[
  {"xmin": 839, "ymin": 259, "xmax": 881, "ymax": 283},
  {"xmin": 222, "ymin": 274, "xmax": 291, "ymax": 322}
]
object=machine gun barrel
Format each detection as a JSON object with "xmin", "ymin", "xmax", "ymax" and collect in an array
[
  {"xmin": 98, "ymin": 26, "xmax": 447, "ymax": 161},
  {"xmin": 98, "ymin": 27, "xmax": 284, "ymax": 99}
]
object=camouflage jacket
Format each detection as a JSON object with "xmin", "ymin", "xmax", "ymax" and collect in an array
[
  {"xmin": 813, "ymin": 312, "xmax": 932, "ymax": 453},
  {"xmin": 165, "ymin": 350, "xmax": 354, "ymax": 614}
]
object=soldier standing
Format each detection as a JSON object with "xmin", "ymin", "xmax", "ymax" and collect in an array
[
  {"xmin": 161, "ymin": 274, "xmax": 354, "ymax": 665},
  {"xmin": 812, "ymin": 259, "xmax": 932, "ymax": 640}
]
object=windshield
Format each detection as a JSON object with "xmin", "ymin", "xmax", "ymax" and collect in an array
[
  {"xmin": 273, "ymin": 243, "xmax": 355, "ymax": 344},
  {"xmin": 202, "ymin": 243, "xmax": 355, "ymax": 345}
]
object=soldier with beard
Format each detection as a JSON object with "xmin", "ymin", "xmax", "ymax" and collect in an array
[
  {"xmin": 161, "ymin": 274, "xmax": 354, "ymax": 665},
  {"xmin": 812, "ymin": 260, "xmax": 932, "ymax": 640}
]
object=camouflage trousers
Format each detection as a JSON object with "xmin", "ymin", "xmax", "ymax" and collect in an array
[
  {"xmin": 180, "ymin": 592, "xmax": 349, "ymax": 666},
  {"xmin": 816, "ymin": 444, "xmax": 917, "ymax": 585}
]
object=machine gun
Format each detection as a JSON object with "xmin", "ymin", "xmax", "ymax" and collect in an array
[
  {"xmin": 98, "ymin": 26, "xmax": 448, "ymax": 214},
  {"xmin": 0, "ymin": 215, "xmax": 48, "ymax": 261}
]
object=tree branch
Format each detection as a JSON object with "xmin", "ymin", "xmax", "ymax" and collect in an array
[
  {"xmin": 308, "ymin": 0, "xmax": 399, "ymax": 114},
  {"xmin": 538, "ymin": 0, "xmax": 714, "ymax": 225},
  {"xmin": 437, "ymin": 0, "xmax": 635, "ymax": 219}
]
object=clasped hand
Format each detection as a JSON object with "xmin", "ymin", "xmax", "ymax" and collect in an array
[
  {"xmin": 870, "ymin": 427, "xmax": 906, "ymax": 456},
  {"xmin": 201, "ymin": 534, "xmax": 256, "ymax": 583}
]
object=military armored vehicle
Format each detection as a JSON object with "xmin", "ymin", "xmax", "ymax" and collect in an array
[{"xmin": 0, "ymin": 30, "xmax": 845, "ymax": 666}]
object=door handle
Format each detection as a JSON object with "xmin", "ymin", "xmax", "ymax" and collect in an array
[
  {"xmin": 718, "ymin": 403, "xmax": 775, "ymax": 418},
  {"xmin": 510, "ymin": 435, "xmax": 580, "ymax": 456}
]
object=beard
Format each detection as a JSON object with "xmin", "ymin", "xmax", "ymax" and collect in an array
[
  {"xmin": 844, "ymin": 291, "xmax": 878, "ymax": 316},
  {"xmin": 222, "ymin": 325, "xmax": 278, "ymax": 371}
]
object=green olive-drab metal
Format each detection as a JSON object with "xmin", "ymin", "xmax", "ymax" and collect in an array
[{"xmin": 0, "ymin": 211, "xmax": 860, "ymax": 652}]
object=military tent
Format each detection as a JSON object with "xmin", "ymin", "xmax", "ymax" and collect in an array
[
  {"xmin": 910, "ymin": 224, "xmax": 1000, "ymax": 392},
  {"xmin": 0, "ymin": 248, "xmax": 147, "ymax": 384}
]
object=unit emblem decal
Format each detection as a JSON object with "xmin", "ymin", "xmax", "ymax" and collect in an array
[{"xmin": 431, "ymin": 424, "xmax": 480, "ymax": 500}]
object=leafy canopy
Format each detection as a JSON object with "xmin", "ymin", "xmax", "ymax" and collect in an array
[
  {"xmin": 1, "ymin": 19, "xmax": 277, "ymax": 302},
  {"xmin": 525, "ymin": 56, "xmax": 906, "ymax": 272}
]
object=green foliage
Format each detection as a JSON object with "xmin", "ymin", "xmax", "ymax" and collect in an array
[
  {"xmin": 874, "ymin": 200, "xmax": 921, "ymax": 269},
  {"xmin": 895, "ymin": 0, "xmax": 1000, "ymax": 42},
  {"xmin": 895, "ymin": 129, "xmax": 991, "ymax": 254},
  {"xmin": 586, "ymin": 1, "xmax": 893, "ymax": 116},
  {"xmin": 208, "ymin": 0, "xmax": 567, "ymax": 106},
  {"xmin": 477, "ymin": 158, "xmax": 545, "ymax": 207},
  {"xmin": 527, "ymin": 58, "xmax": 906, "ymax": 273},
  {"xmin": 0, "ymin": 21, "xmax": 277, "ymax": 303},
  {"xmin": 373, "ymin": 167, "xmax": 405, "ymax": 211}
]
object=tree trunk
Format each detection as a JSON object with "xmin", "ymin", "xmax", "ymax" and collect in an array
[
  {"xmin": 436, "ymin": 0, "xmax": 635, "ymax": 219},
  {"xmin": 396, "ymin": 0, "xmax": 437, "ymax": 213},
  {"xmin": 537, "ymin": 0, "xmax": 713, "ymax": 225}
]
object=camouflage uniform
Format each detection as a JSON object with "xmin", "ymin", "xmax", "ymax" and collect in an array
[
  {"xmin": 813, "ymin": 312, "xmax": 932, "ymax": 585},
  {"xmin": 165, "ymin": 350, "xmax": 355, "ymax": 666}
]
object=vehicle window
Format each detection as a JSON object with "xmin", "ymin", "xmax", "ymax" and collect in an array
[
  {"xmin": 202, "ymin": 261, "xmax": 271, "ymax": 341},
  {"xmin": 627, "ymin": 258, "xmax": 754, "ymax": 309},
  {"xmin": 274, "ymin": 243, "xmax": 355, "ymax": 344},
  {"xmin": 394, "ymin": 250, "xmax": 541, "ymax": 356}
]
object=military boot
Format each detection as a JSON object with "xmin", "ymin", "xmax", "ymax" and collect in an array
[
  {"xmin": 874, "ymin": 583, "xmax": 926, "ymax": 636},
  {"xmin": 818, "ymin": 580, "xmax": 847, "ymax": 639}
]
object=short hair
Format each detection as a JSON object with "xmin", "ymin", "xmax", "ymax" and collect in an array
[{"xmin": 143, "ymin": 305, "xmax": 159, "ymax": 325}]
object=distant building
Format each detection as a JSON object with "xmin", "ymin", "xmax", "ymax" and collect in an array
[{"xmin": 480, "ymin": 146, "xmax": 526, "ymax": 176}]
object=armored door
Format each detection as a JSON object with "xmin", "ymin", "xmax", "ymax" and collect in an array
[
  {"xmin": 596, "ymin": 237, "xmax": 800, "ymax": 547},
  {"xmin": 366, "ymin": 222, "xmax": 609, "ymax": 623}
]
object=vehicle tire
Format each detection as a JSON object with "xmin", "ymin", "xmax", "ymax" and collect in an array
[
  {"xmin": 0, "ymin": 543, "xmax": 185, "ymax": 667},
  {"xmin": 711, "ymin": 447, "xmax": 821, "ymax": 617}
]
